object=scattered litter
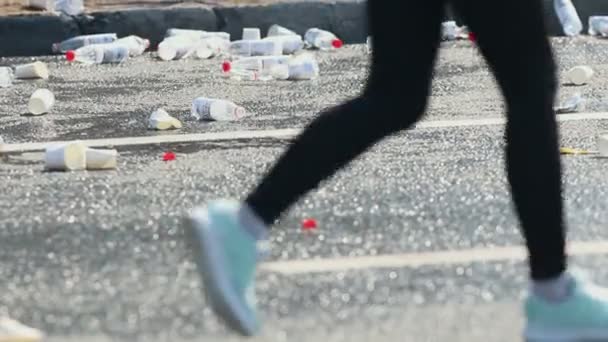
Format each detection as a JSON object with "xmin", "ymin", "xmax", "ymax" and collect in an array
[
  {"xmin": 86, "ymin": 148, "xmax": 117, "ymax": 170},
  {"xmin": 194, "ymin": 37, "xmax": 230, "ymax": 59},
  {"xmin": 229, "ymin": 39, "xmax": 283, "ymax": 57},
  {"xmin": 242, "ymin": 27, "xmax": 262, "ymax": 41},
  {"xmin": 191, "ymin": 97, "xmax": 246, "ymax": 121},
  {"xmin": 267, "ymin": 24, "xmax": 298, "ymax": 37},
  {"xmin": 301, "ymin": 218, "xmax": 318, "ymax": 231},
  {"xmin": 114, "ymin": 35, "xmax": 150, "ymax": 56},
  {"xmin": 589, "ymin": 16, "xmax": 608, "ymax": 37},
  {"xmin": 554, "ymin": 0, "xmax": 583, "ymax": 36},
  {"xmin": 162, "ymin": 151, "xmax": 176, "ymax": 162},
  {"xmin": 165, "ymin": 28, "xmax": 230, "ymax": 42},
  {"xmin": 66, "ymin": 44, "xmax": 129, "ymax": 64},
  {"xmin": 598, "ymin": 134, "xmax": 608, "ymax": 157},
  {"xmin": 304, "ymin": 28, "xmax": 343, "ymax": 50},
  {"xmin": 223, "ymin": 55, "xmax": 290, "ymax": 80},
  {"xmin": 52, "ymin": 33, "xmax": 117, "ymax": 54},
  {"xmin": 0, "ymin": 316, "xmax": 44, "ymax": 342},
  {"xmin": 366, "ymin": 36, "xmax": 372, "ymax": 54},
  {"xmin": 566, "ymin": 65, "xmax": 593, "ymax": 85},
  {"xmin": 555, "ymin": 93, "xmax": 585, "ymax": 113},
  {"xmin": 263, "ymin": 35, "xmax": 304, "ymax": 55},
  {"xmin": 157, "ymin": 36, "xmax": 196, "ymax": 61},
  {"xmin": 45, "ymin": 141, "xmax": 86, "ymax": 171},
  {"xmin": 148, "ymin": 108, "xmax": 182, "ymax": 130},
  {"xmin": 441, "ymin": 21, "xmax": 469, "ymax": 41},
  {"xmin": 272, "ymin": 55, "xmax": 319, "ymax": 80},
  {"xmin": 28, "ymin": 89, "xmax": 55, "ymax": 115},
  {"xmin": 559, "ymin": 147, "xmax": 595, "ymax": 155},
  {"xmin": 0, "ymin": 67, "xmax": 13, "ymax": 88},
  {"xmin": 14, "ymin": 61, "xmax": 49, "ymax": 80}
]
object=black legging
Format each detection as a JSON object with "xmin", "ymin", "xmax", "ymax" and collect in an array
[{"xmin": 246, "ymin": 0, "xmax": 565, "ymax": 281}]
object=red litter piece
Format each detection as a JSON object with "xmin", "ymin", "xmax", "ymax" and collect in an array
[
  {"xmin": 468, "ymin": 32, "xmax": 477, "ymax": 42},
  {"xmin": 332, "ymin": 39, "xmax": 343, "ymax": 49},
  {"xmin": 66, "ymin": 50, "xmax": 76, "ymax": 62},
  {"xmin": 162, "ymin": 151, "xmax": 176, "ymax": 161},
  {"xmin": 222, "ymin": 61, "xmax": 231, "ymax": 73},
  {"xmin": 301, "ymin": 218, "xmax": 318, "ymax": 231}
]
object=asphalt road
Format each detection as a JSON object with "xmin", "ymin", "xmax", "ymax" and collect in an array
[{"xmin": 1, "ymin": 37, "xmax": 608, "ymax": 342}]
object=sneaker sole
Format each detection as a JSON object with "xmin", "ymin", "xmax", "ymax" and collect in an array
[{"xmin": 185, "ymin": 210, "xmax": 258, "ymax": 336}]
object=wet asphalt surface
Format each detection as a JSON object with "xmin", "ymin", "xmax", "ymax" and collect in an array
[{"xmin": 1, "ymin": 37, "xmax": 608, "ymax": 341}]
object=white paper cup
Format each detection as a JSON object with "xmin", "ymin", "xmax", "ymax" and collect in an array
[
  {"xmin": 242, "ymin": 28, "xmax": 261, "ymax": 41},
  {"xmin": 15, "ymin": 61, "xmax": 49, "ymax": 80},
  {"xmin": 45, "ymin": 141, "xmax": 86, "ymax": 171},
  {"xmin": 28, "ymin": 89, "xmax": 55, "ymax": 115},
  {"xmin": 86, "ymin": 148, "xmax": 118, "ymax": 170},
  {"xmin": 598, "ymin": 134, "xmax": 608, "ymax": 157},
  {"xmin": 566, "ymin": 66, "xmax": 594, "ymax": 85}
]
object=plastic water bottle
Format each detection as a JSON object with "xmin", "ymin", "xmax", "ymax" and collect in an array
[
  {"xmin": 191, "ymin": 97, "xmax": 246, "ymax": 121},
  {"xmin": 52, "ymin": 33, "xmax": 117, "ymax": 53},
  {"xmin": 554, "ymin": 0, "xmax": 582, "ymax": 36},
  {"xmin": 229, "ymin": 40, "xmax": 283, "ymax": 57},
  {"xmin": 263, "ymin": 35, "xmax": 304, "ymax": 54},
  {"xmin": 194, "ymin": 37, "xmax": 230, "ymax": 59},
  {"xmin": 222, "ymin": 56, "xmax": 290, "ymax": 81},
  {"xmin": 66, "ymin": 44, "xmax": 129, "ymax": 64},
  {"xmin": 589, "ymin": 16, "xmax": 608, "ymax": 36},
  {"xmin": 304, "ymin": 28, "xmax": 343, "ymax": 50},
  {"xmin": 114, "ymin": 35, "xmax": 149, "ymax": 56},
  {"xmin": 157, "ymin": 37, "xmax": 196, "ymax": 61},
  {"xmin": 267, "ymin": 24, "xmax": 299, "ymax": 37},
  {"xmin": 165, "ymin": 28, "xmax": 230, "ymax": 41},
  {"xmin": 271, "ymin": 55, "xmax": 319, "ymax": 80}
]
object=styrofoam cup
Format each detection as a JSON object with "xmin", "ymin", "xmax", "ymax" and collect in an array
[
  {"xmin": 15, "ymin": 61, "xmax": 49, "ymax": 79},
  {"xmin": 45, "ymin": 141, "xmax": 86, "ymax": 171},
  {"xmin": 86, "ymin": 148, "xmax": 118, "ymax": 170},
  {"xmin": 598, "ymin": 134, "xmax": 608, "ymax": 157},
  {"xmin": 28, "ymin": 89, "xmax": 55, "ymax": 115},
  {"xmin": 242, "ymin": 28, "xmax": 261, "ymax": 41},
  {"xmin": 566, "ymin": 66, "xmax": 594, "ymax": 85}
]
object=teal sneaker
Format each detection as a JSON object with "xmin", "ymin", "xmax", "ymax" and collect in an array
[
  {"xmin": 525, "ymin": 275, "xmax": 608, "ymax": 341},
  {"xmin": 186, "ymin": 200, "xmax": 261, "ymax": 336}
]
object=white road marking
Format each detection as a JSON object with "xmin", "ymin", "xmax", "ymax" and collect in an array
[
  {"xmin": 260, "ymin": 241, "xmax": 608, "ymax": 275},
  {"xmin": 2, "ymin": 112, "xmax": 608, "ymax": 154}
]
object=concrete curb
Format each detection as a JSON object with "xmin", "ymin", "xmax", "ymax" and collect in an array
[{"xmin": 0, "ymin": 0, "xmax": 603, "ymax": 57}]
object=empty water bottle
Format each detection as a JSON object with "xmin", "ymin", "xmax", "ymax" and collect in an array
[
  {"xmin": 589, "ymin": 16, "xmax": 608, "ymax": 36},
  {"xmin": 191, "ymin": 97, "xmax": 246, "ymax": 121},
  {"xmin": 272, "ymin": 55, "xmax": 319, "ymax": 80},
  {"xmin": 263, "ymin": 35, "xmax": 304, "ymax": 54},
  {"xmin": 66, "ymin": 44, "xmax": 129, "ymax": 64},
  {"xmin": 229, "ymin": 40, "xmax": 283, "ymax": 57},
  {"xmin": 554, "ymin": 0, "xmax": 582, "ymax": 36},
  {"xmin": 165, "ymin": 28, "xmax": 230, "ymax": 41},
  {"xmin": 157, "ymin": 36, "xmax": 196, "ymax": 61},
  {"xmin": 114, "ymin": 35, "xmax": 149, "ymax": 56},
  {"xmin": 267, "ymin": 24, "xmax": 299, "ymax": 37},
  {"xmin": 304, "ymin": 28, "xmax": 343, "ymax": 50},
  {"xmin": 195, "ymin": 37, "xmax": 230, "ymax": 59},
  {"xmin": 52, "ymin": 33, "xmax": 117, "ymax": 53}
]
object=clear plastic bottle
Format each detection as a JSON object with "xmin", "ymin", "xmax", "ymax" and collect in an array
[
  {"xmin": 165, "ymin": 28, "xmax": 230, "ymax": 41},
  {"xmin": 157, "ymin": 37, "xmax": 196, "ymax": 61},
  {"xmin": 263, "ymin": 35, "xmax": 304, "ymax": 55},
  {"xmin": 588, "ymin": 16, "xmax": 608, "ymax": 36},
  {"xmin": 221, "ymin": 56, "xmax": 290, "ymax": 81},
  {"xmin": 267, "ymin": 24, "xmax": 299, "ymax": 37},
  {"xmin": 366, "ymin": 36, "xmax": 372, "ymax": 54},
  {"xmin": 554, "ymin": 0, "xmax": 582, "ymax": 36},
  {"xmin": 304, "ymin": 28, "xmax": 343, "ymax": 50},
  {"xmin": 229, "ymin": 40, "xmax": 283, "ymax": 57},
  {"xmin": 114, "ymin": 35, "xmax": 150, "ymax": 56},
  {"xmin": 271, "ymin": 55, "xmax": 319, "ymax": 80},
  {"xmin": 66, "ymin": 44, "xmax": 129, "ymax": 64},
  {"xmin": 52, "ymin": 33, "xmax": 117, "ymax": 53},
  {"xmin": 191, "ymin": 97, "xmax": 246, "ymax": 121}
]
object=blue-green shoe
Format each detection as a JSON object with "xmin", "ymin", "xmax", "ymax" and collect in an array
[
  {"xmin": 526, "ymin": 274, "xmax": 608, "ymax": 341},
  {"xmin": 186, "ymin": 200, "xmax": 261, "ymax": 336}
]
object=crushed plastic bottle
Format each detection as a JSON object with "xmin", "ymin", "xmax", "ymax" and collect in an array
[
  {"xmin": 263, "ymin": 35, "xmax": 304, "ymax": 55},
  {"xmin": 157, "ymin": 36, "xmax": 196, "ymax": 61},
  {"xmin": 589, "ymin": 16, "xmax": 608, "ymax": 37},
  {"xmin": 223, "ymin": 56, "xmax": 291, "ymax": 80},
  {"xmin": 191, "ymin": 97, "xmax": 246, "ymax": 121},
  {"xmin": 304, "ymin": 28, "xmax": 343, "ymax": 50},
  {"xmin": 229, "ymin": 39, "xmax": 283, "ymax": 57},
  {"xmin": 52, "ymin": 33, "xmax": 117, "ymax": 54},
  {"xmin": 114, "ymin": 35, "xmax": 150, "ymax": 56},
  {"xmin": 271, "ymin": 55, "xmax": 319, "ymax": 80},
  {"xmin": 66, "ymin": 44, "xmax": 129, "ymax": 64},
  {"xmin": 267, "ymin": 24, "xmax": 299, "ymax": 37},
  {"xmin": 194, "ymin": 37, "xmax": 230, "ymax": 59},
  {"xmin": 554, "ymin": 0, "xmax": 582, "ymax": 36},
  {"xmin": 555, "ymin": 93, "xmax": 586, "ymax": 113},
  {"xmin": 165, "ymin": 28, "xmax": 230, "ymax": 41}
]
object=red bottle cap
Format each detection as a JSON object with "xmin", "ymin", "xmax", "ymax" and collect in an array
[
  {"xmin": 468, "ymin": 32, "xmax": 477, "ymax": 42},
  {"xmin": 65, "ymin": 50, "xmax": 76, "ymax": 62},
  {"xmin": 162, "ymin": 151, "xmax": 176, "ymax": 161},
  {"xmin": 332, "ymin": 39, "xmax": 343, "ymax": 49},
  {"xmin": 301, "ymin": 218, "xmax": 318, "ymax": 231},
  {"xmin": 222, "ymin": 61, "xmax": 231, "ymax": 73}
]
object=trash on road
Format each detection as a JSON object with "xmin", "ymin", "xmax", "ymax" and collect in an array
[
  {"xmin": 566, "ymin": 65, "xmax": 593, "ymax": 85},
  {"xmin": 229, "ymin": 39, "xmax": 283, "ymax": 57},
  {"xmin": 162, "ymin": 151, "xmax": 176, "ymax": 162},
  {"xmin": 559, "ymin": 147, "xmax": 594, "ymax": 155},
  {"xmin": 52, "ymin": 33, "xmax": 117, "ymax": 54},
  {"xmin": 157, "ymin": 36, "xmax": 196, "ymax": 61},
  {"xmin": 223, "ymin": 55, "xmax": 290, "ymax": 78},
  {"xmin": 191, "ymin": 97, "xmax": 246, "ymax": 121},
  {"xmin": 148, "ymin": 108, "xmax": 182, "ymax": 130},
  {"xmin": 367, "ymin": 36, "xmax": 372, "ymax": 54},
  {"xmin": 304, "ymin": 28, "xmax": 343, "ymax": 50},
  {"xmin": 554, "ymin": 0, "xmax": 583, "ymax": 36},
  {"xmin": 272, "ymin": 54, "xmax": 319, "ymax": 80},
  {"xmin": 0, "ymin": 67, "xmax": 13, "ymax": 88},
  {"xmin": 165, "ymin": 28, "xmax": 230, "ymax": 41},
  {"xmin": 66, "ymin": 44, "xmax": 129, "ymax": 64},
  {"xmin": 194, "ymin": 37, "xmax": 230, "ymax": 59},
  {"xmin": 0, "ymin": 316, "xmax": 44, "ymax": 342},
  {"xmin": 598, "ymin": 134, "xmax": 608, "ymax": 157},
  {"xmin": 301, "ymin": 218, "xmax": 318, "ymax": 231},
  {"xmin": 45, "ymin": 141, "xmax": 86, "ymax": 171},
  {"xmin": 441, "ymin": 21, "xmax": 469, "ymax": 41},
  {"xmin": 86, "ymin": 148, "xmax": 118, "ymax": 170},
  {"xmin": 28, "ymin": 89, "xmax": 55, "ymax": 115},
  {"xmin": 267, "ymin": 24, "xmax": 299, "ymax": 37},
  {"xmin": 242, "ymin": 27, "xmax": 262, "ymax": 41},
  {"xmin": 588, "ymin": 16, "xmax": 608, "ymax": 37},
  {"xmin": 555, "ymin": 93, "xmax": 586, "ymax": 113},
  {"xmin": 114, "ymin": 35, "xmax": 150, "ymax": 56},
  {"xmin": 14, "ymin": 61, "xmax": 49, "ymax": 80},
  {"xmin": 263, "ymin": 35, "xmax": 304, "ymax": 55}
]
